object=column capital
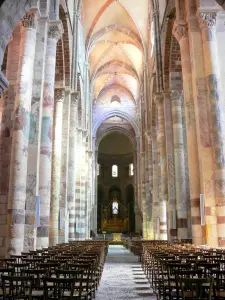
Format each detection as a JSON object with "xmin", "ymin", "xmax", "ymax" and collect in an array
[
  {"xmin": 71, "ymin": 91, "xmax": 80, "ymax": 107},
  {"xmin": 0, "ymin": 71, "xmax": 9, "ymax": 97},
  {"xmin": 48, "ymin": 20, "xmax": 63, "ymax": 41},
  {"xmin": 21, "ymin": 8, "xmax": 38, "ymax": 30},
  {"xmin": 173, "ymin": 20, "xmax": 188, "ymax": 42},
  {"xmin": 197, "ymin": 11, "xmax": 217, "ymax": 41},
  {"xmin": 55, "ymin": 88, "xmax": 65, "ymax": 103},
  {"xmin": 154, "ymin": 92, "xmax": 164, "ymax": 106}
]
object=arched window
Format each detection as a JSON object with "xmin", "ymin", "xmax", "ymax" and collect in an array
[
  {"xmin": 129, "ymin": 163, "xmax": 134, "ymax": 176},
  {"xmin": 112, "ymin": 201, "xmax": 118, "ymax": 215},
  {"xmin": 97, "ymin": 163, "xmax": 100, "ymax": 176},
  {"xmin": 112, "ymin": 165, "xmax": 118, "ymax": 177}
]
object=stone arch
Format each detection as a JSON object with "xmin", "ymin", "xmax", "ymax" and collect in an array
[
  {"xmin": 88, "ymin": 24, "xmax": 142, "ymax": 51},
  {"xmin": 86, "ymin": 0, "xmax": 144, "ymax": 50},
  {"xmin": 98, "ymin": 83, "xmax": 135, "ymax": 103},
  {"xmin": 162, "ymin": 5, "xmax": 176, "ymax": 90},
  {"xmin": 93, "ymin": 110, "xmax": 140, "ymax": 138},
  {"xmin": 0, "ymin": 0, "xmax": 38, "ymax": 68},
  {"xmin": 96, "ymin": 126, "xmax": 136, "ymax": 150},
  {"xmin": 216, "ymin": 0, "xmax": 225, "ymax": 8},
  {"xmin": 55, "ymin": 5, "xmax": 71, "ymax": 87},
  {"xmin": 92, "ymin": 59, "xmax": 139, "ymax": 82}
]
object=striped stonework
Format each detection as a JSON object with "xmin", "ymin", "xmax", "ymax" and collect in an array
[
  {"xmin": 7, "ymin": 10, "xmax": 38, "ymax": 255},
  {"xmin": 154, "ymin": 93, "xmax": 168, "ymax": 241},
  {"xmin": 67, "ymin": 92, "xmax": 79, "ymax": 241},
  {"xmin": 37, "ymin": 20, "xmax": 63, "ymax": 249}
]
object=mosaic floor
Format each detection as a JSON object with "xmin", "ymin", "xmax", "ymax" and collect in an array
[{"xmin": 96, "ymin": 245, "xmax": 156, "ymax": 300}]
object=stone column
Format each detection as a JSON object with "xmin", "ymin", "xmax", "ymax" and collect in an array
[
  {"xmin": 24, "ymin": 15, "xmax": 48, "ymax": 252},
  {"xmin": 152, "ymin": 128, "xmax": 160, "ymax": 239},
  {"xmin": 147, "ymin": 138, "xmax": 154, "ymax": 239},
  {"xmin": 79, "ymin": 130, "xmax": 88, "ymax": 240},
  {"xmin": 197, "ymin": 11, "xmax": 225, "ymax": 246},
  {"xmin": 171, "ymin": 90, "xmax": 189, "ymax": 239},
  {"xmin": 154, "ymin": 93, "xmax": 168, "ymax": 240},
  {"xmin": 163, "ymin": 91, "xmax": 176, "ymax": 241},
  {"xmin": 144, "ymin": 141, "xmax": 151, "ymax": 239},
  {"xmin": 67, "ymin": 92, "xmax": 79, "ymax": 241},
  {"xmin": 49, "ymin": 88, "xmax": 65, "ymax": 246},
  {"xmin": 0, "ymin": 26, "xmax": 21, "ymax": 258},
  {"xmin": 59, "ymin": 90, "xmax": 71, "ymax": 243},
  {"xmin": 141, "ymin": 151, "xmax": 147, "ymax": 239},
  {"xmin": 37, "ymin": 21, "xmax": 62, "ymax": 249},
  {"xmin": 173, "ymin": 20, "xmax": 203, "ymax": 245},
  {"xmin": 75, "ymin": 128, "xmax": 82, "ymax": 239},
  {"xmin": 7, "ymin": 10, "xmax": 38, "ymax": 255}
]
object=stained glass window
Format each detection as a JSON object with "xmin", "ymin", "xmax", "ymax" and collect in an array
[
  {"xmin": 112, "ymin": 201, "xmax": 118, "ymax": 215},
  {"xmin": 112, "ymin": 165, "xmax": 118, "ymax": 177}
]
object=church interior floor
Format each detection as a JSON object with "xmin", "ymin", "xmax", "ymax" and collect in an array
[{"xmin": 96, "ymin": 245, "xmax": 156, "ymax": 300}]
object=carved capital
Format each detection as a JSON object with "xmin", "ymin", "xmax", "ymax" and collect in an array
[
  {"xmin": 197, "ymin": 11, "xmax": 217, "ymax": 41},
  {"xmin": 55, "ymin": 88, "xmax": 65, "ymax": 102},
  {"xmin": 154, "ymin": 92, "xmax": 164, "ymax": 106},
  {"xmin": 173, "ymin": 21, "xmax": 188, "ymax": 42},
  {"xmin": 71, "ymin": 92, "xmax": 80, "ymax": 107},
  {"xmin": 21, "ymin": 10, "xmax": 38, "ymax": 29},
  {"xmin": 48, "ymin": 20, "xmax": 63, "ymax": 41}
]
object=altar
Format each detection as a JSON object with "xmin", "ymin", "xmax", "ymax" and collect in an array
[
  {"xmin": 101, "ymin": 198, "xmax": 128, "ymax": 233},
  {"xmin": 113, "ymin": 233, "xmax": 122, "ymax": 241}
]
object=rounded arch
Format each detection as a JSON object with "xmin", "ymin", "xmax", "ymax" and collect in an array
[
  {"xmin": 96, "ymin": 126, "xmax": 136, "ymax": 150},
  {"xmin": 91, "ymin": 59, "xmax": 139, "ymax": 82},
  {"xmin": 88, "ymin": 24, "xmax": 143, "ymax": 53},
  {"xmin": 86, "ymin": 0, "xmax": 144, "ymax": 51},
  {"xmin": 98, "ymin": 83, "xmax": 135, "ymax": 102},
  {"xmin": 0, "ymin": 0, "xmax": 38, "ymax": 68},
  {"xmin": 93, "ymin": 110, "xmax": 140, "ymax": 138}
]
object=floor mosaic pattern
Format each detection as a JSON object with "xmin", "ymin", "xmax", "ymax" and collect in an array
[{"xmin": 96, "ymin": 245, "xmax": 156, "ymax": 300}]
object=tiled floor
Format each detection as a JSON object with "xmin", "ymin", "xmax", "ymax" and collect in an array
[{"xmin": 96, "ymin": 245, "xmax": 156, "ymax": 300}]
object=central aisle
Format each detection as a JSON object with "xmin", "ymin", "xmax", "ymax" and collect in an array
[{"xmin": 96, "ymin": 245, "xmax": 156, "ymax": 300}]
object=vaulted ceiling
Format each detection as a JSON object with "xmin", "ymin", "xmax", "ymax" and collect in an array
[{"xmin": 83, "ymin": 0, "xmax": 149, "ymax": 128}]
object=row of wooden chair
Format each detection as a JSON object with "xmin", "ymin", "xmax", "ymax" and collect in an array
[
  {"xmin": 0, "ymin": 241, "xmax": 108, "ymax": 300},
  {"xmin": 129, "ymin": 240, "xmax": 225, "ymax": 299}
]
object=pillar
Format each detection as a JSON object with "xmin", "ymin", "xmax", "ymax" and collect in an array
[
  {"xmin": 197, "ymin": 11, "xmax": 225, "ymax": 246},
  {"xmin": 24, "ymin": 15, "xmax": 48, "ymax": 252},
  {"xmin": 141, "ymin": 151, "xmax": 147, "ymax": 239},
  {"xmin": 75, "ymin": 128, "xmax": 83, "ymax": 239},
  {"xmin": 7, "ymin": 10, "xmax": 38, "ymax": 255},
  {"xmin": 36, "ymin": 20, "xmax": 62, "ymax": 249},
  {"xmin": 0, "ymin": 27, "xmax": 21, "ymax": 257},
  {"xmin": 152, "ymin": 127, "xmax": 160, "ymax": 239},
  {"xmin": 173, "ymin": 20, "xmax": 204, "ymax": 245},
  {"xmin": 67, "ymin": 92, "xmax": 79, "ymax": 241},
  {"xmin": 59, "ymin": 89, "xmax": 71, "ymax": 243},
  {"xmin": 148, "ymin": 138, "xmax": 154, "ymax": 239},
  {"xmin": 79, "ymin": 130, "xmax": 88, "ymax": 240},
  {"xmin": 163, "ymin": 91, "xmax": 177, "ymax": 241},
  {"xmin": 171, "ymin": 90, "xmax": 189, "ymax": 239},
  {"xmin": 154, "ymin": 93, "xmax": 168, "ymax": 240},
  {"xmin": 49, "ymin": 88, "xmax": 65, "ymax": 246}
]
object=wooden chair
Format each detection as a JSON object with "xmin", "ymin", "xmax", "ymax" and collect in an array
[
  {"xmin": 2, "ymin": 275, "xmax": 33, "ymax": 300},
  {"xmin": 180, "ymin": 277, "xmax": 214, "ymax": 300}
]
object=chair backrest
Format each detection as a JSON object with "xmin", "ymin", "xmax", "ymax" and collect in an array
[
  {"xmin": 180, "ymin": 277, "xmax": 214, "ymax": 300},
  {"xmin": 2, "ymin": 275, "xmax": 33, "ymax": 300},
  {"xmin": 43, "ymin": 277, "xmax": 75, "ymax": 300}
]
